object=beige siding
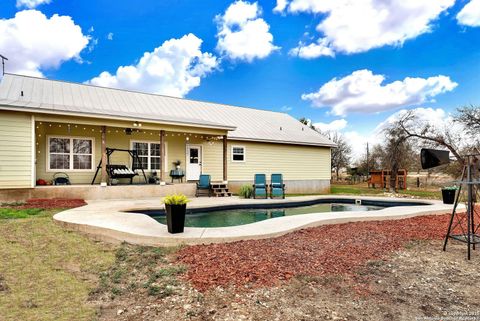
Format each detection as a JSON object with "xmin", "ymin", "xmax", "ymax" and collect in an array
[
  {"xmin": 35, "ymin": 123, "xmax": 210, "ymax": 184},
  {"xmin": 33, "ymin": 117, "xmax": 331, "ymax": 185},
  {"xmin": 227, "ymin": 141, "xmax": 331, "ymax": 181},
  {"xmin": 201, "ymin": 140, "xmax": 223, "ymax": 181},
  {"xmin": 0, "ymin": 111, "xmax": 34, "ymax": 189}
]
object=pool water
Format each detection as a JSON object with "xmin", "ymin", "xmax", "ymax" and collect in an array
[{"xmin": 150, "ymin": 203, "xmax": 384, "ymax": 228}]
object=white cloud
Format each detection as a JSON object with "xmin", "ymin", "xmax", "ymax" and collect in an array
[
  {"xmin": 343, "ymin": 130, "xmax": 379, "ymax": 162},
  {"xmin": 88, "ymin": 33, "xmax": 218, "ymax": 97},
  {"xmin": 301, "ymin": 69, "xmax": 457, "ymax": 116},
  {"xmin": 273, "ymin": 0, "xmax": 288, "ymax": 13},
  {"xmin": 280, "ymin": 106, "xmax": 292, "ymax": 112},
  {"xmin": 107, "ymin": 32, "xmax": 114, "ymax": 40},
  {"xmin": 0, "ymin": 10, "xmax": 90, "ymax": 77},
  {"xmin": 289, "ymin": 38, "xmax": 334, "ymax": 58},
  {"xmin": 216, "ymin": 1, "xmax": 280, "ymax": 62},
  {"xmin": 313, "ymin": 119, "xmax": 347, "ymax": 131},
  {"xmin": 16, "ymin": 0, "xmax": 51, "ymax": 8},
  {"xmin": 375, "ymin": 107, "xmax": 451, "ymax": 132},
  {"xmin": 457, "ymin": 0, "xmax": 480, "ymax": 27},
  {"xmin": 346, "ymin": 107, "xmax": 458, "ymax": 161},
  {"xmin": 277, "ymin": 0, "xmax": 454, "ymax": 58}
]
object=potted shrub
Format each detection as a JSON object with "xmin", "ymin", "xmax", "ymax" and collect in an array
[
  {"xmin": 441, "ymin": 186, "xmax": 457, "ymax": 204},
  {"xmin": 163, "ymin": 194, "xmax": 190, "ymax": 233}
]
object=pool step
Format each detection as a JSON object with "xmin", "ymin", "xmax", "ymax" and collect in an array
[{"xmin": 211, "ymin": 183, "xmax": 232, "ymax": 197}]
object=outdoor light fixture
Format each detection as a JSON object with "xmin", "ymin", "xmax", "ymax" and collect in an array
[
  {"xmin": 420, "ymin": 148, "xmax": 451, "ymax": 169},
  {"xmin": 132, "ymin": 121, "xmax": 142, "ymax": 127}
]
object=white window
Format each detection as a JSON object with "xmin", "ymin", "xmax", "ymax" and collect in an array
[
  {"xmin": 47, "ymin": 136, "xmax": 94, "ymax": 171},
  {"xmin": 231, "ymin": 146, "xmax": 246, "ymax": 162},
  {"xmin": 131, "ymin": 141, "xmax": 167, "ymax": 171}
]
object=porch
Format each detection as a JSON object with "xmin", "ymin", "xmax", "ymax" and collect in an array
[
  {"xmin": 0, "ymin": 183, "xmax": 197, "ymax": 202},
  {"xmin": 33, "ymin": 115, "xmax": 230, "ymax": 188}
]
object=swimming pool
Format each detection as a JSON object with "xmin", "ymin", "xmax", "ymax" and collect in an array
[
  {"xmin": 149, "ymin": 203, "xmax": 383, "ymax": 227},
  {"xmin": 133, "ymin": 199, "xmax": 429, "ymax": 228}
]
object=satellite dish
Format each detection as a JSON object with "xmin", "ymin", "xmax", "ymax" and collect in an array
[{"xmin": 420, "ymin": 148, "xmax": 450, "ymax": 169}]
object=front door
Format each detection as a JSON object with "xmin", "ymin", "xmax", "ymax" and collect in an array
[{"xmin": 186, "ymin": 145, "xmax": 202, "ymax": 181}]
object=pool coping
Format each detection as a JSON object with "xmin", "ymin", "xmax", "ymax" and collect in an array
[{"xmin": 53, "ymin": 195, "xmax": 459, "ymax": 246}]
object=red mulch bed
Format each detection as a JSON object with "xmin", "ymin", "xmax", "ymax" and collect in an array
[
  {"xmin": 177, "ymin": 213, "xmax": 465, "ymax": 291},
  {"xmin": 1, "ymin": 198, "xmax": 87, "ymax": 209}
]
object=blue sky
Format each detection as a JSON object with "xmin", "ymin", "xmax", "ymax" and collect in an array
[{"xmin": 1, "ymin": 0, "xmax": 479, "ymax": 158}]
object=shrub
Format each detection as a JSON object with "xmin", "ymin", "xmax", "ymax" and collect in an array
[
  {"xmin": 442, "ymin": 185, "xmax": 458, "ymax": 190},
  {"xmin": 163, "ymin": 194, "xmax": 190, "ymax": 205},
  {"xmin": 239, "ymin": 184, "xmax": 253, "ymax": 199}
]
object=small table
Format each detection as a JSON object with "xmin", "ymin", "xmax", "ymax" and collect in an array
[{"xmin": 170, "ymin": 169, "xmax": 185, "ymax": 183}]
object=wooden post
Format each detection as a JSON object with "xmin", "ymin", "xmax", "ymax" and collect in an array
[
  {"xmin": 100, "ymin": 126, "xmax": 107, "ymax": 186},
  {"xmin": 160, "ymin": 130, "xmax": 165, "ymax": 183},
  {"xmin": 223, "ymin": 135, "xmax": 228, "ymax": 182}
]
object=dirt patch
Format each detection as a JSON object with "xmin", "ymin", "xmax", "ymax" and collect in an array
[
  {"xmin": 95, "ymin": 240, "xmax": 480, "ymax": 321},
  {"xmin": 177, "ymin": 214, "xmax": 463, "ymax": 291},
  {"xmin": 0, "ymin": 274, "xmax": 8, "ymax": 292},
  {"xmin": 0, "ymin": 198, "xmax": 87, "ymax": 209}
]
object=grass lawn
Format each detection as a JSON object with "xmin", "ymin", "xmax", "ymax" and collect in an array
[
  {"xmin": 0, "ymin": 208, "xmax": 115, "ymax": 321},
  {"xmin": 331, "ymin": 184, "xmax": 441, "ymax": 199},
  {"xmin": 0, "ymin": 188, "xmax": 446, "ymax": 320}
]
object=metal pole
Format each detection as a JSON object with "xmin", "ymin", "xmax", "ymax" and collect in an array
[
  {"xmin": 443, "ymin": 165, "xmax": 466, "ymax": 251},
  {"xmin": 366, "ymin": 142, "xmax": 369, "ymax": 178},
  {"xmin": 467, "ymin": 156, "xmax": 472, "ymax": 260},
  {"xmin": 0, "ymin": 54, "xmax": 8, "ymax": 75}
]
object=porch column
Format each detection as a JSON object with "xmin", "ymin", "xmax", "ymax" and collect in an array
[
  {"xmin": 100, "ymin": 126, "xmax": 107, "ymax": 186},
  {"xmin": 223, "ymin": 135, "xmax": 228, "ymax": 182},
  {"xmin": 160, "ymin": 130, "xmax": 166, "ymax": 183}
]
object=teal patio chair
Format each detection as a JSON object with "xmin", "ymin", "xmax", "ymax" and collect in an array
[
  {"xmin": 253, "ymin": 174, "xmax": 267, "ymax": 199},
  {"xmin": 196, "ymin": 174, "xmax": 211, "ymax": 197},
  {"xmin": 270, "ymin": 173, "xmax": 285, "ymax": 199}
]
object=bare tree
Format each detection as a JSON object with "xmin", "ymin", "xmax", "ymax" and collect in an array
[
  {"xmin": 299, "ymin": 117, "xmax": 316, "ymax": 130},
  {"xmin": 321, "ymin": 131, "xmax": 352, "ymax": 180},
  {"xmin": 381, "ymin": 124, "xmax": 411, "ymax": 192},
  {"xmin": 392, "ymin": 110, "xmax": 465, "ymax": 165},
  {"xmin": 455, "ymin": 105, "xmax": 480, "ymax": 134}
]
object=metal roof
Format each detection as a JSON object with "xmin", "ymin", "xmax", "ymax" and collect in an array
[{"xmin": 0, "ymin": 73, "xmax": 335, "ymax": 147}]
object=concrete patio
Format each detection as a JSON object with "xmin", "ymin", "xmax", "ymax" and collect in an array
[{"xmin": 53, "ymin": 195, "xmax": 458, "ymax": 246}]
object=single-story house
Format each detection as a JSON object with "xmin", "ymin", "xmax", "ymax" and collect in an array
[{"xmin": 0, "ymin": 73, "xmax": 334, "ymax": 200}]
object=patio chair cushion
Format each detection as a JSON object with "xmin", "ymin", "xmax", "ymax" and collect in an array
[
  {"xmin": 271, "ymin": 187, "xmax": 284, "ymax": 196},
  {"xmin": 254, "ymin": 174, "xmax": 266, "ymax": 184},
  {"xmin": 255, "ymin": 187, "xmax": 267, "ymax": 195},
  {"xmin": 198, "ymin": 174, "xmax": 211, "ymax": 188}
]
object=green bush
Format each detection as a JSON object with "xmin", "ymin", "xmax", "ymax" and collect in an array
[
  {"xmin": 442, "ymin": 185, "xmax": 458, "ymax": 190},
  {"xmin": 163, "ymin": 194, "xmax": 190, "ymax": 205},
  {"xmin": 239, "ymin": 184, "xmax": 253, "ymax": 199}
]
